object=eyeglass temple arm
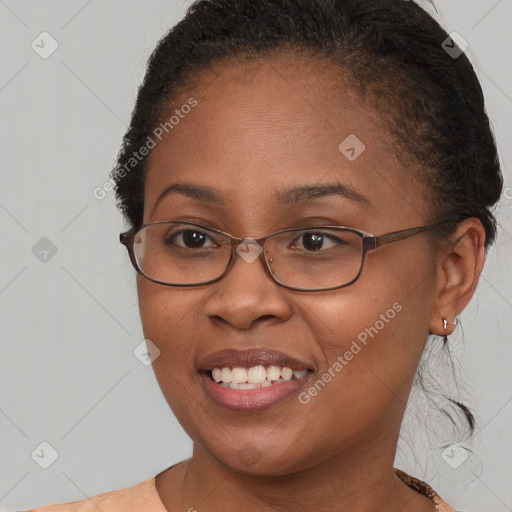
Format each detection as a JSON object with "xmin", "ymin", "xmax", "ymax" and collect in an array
[
  {"xmin": 119, "ymin": 225, "xmax": 142, "ymax": 246},
  {"xmin": 373, "ymin": 222, "xmax": 447, "ymax": 249}
]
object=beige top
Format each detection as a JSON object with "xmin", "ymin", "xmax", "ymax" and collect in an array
[{"xmin": 27, "ymin": 467, "xmax": 455, "ymax": 511}]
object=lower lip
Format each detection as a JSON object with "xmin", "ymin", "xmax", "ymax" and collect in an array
[{"xmin": 201, "ymin": 373, "xmax": 311, "ymax": 412}]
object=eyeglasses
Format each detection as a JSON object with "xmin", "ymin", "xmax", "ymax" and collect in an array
[{"xmin": 120, "ymin": 220, "xmax": 448, "ymax": 292}]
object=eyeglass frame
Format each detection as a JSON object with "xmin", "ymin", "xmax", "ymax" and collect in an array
[{"xmin": 119, "ymin": 219, "xmax": 450, "ymax": 292}]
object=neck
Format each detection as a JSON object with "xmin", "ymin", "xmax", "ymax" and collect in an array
[{"xmin": 157, "ymin": 427, "xmax": 435, "ymax": 512}]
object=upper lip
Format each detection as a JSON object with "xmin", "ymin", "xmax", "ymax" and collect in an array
[{"xmin": 198, "ymin": 348, "xmax": 314, "ymax": 372}]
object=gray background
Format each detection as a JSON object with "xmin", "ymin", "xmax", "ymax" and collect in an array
[{"xmin": 0, "ymin": 1, "xmax": 510, "ymax": 510}]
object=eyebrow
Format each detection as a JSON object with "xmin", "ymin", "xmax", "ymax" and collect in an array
[
  {"xmin": 153, "ymin": 181, "xmax": 371, "ymax": 211},
  {"xmin": 276, "ymin": 182, "xmax": 370, "ymax": 205},
  {"xmin": 155, "ymin": 183, "xmax": 221, "ymax": 207}
]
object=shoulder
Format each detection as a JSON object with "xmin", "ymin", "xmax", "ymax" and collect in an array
[{"xmin": 25, "ymin": 476, "xmax": 162, "ymax": 512}]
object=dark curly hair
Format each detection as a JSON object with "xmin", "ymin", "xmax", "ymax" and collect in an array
[{"xmin": 111, "ymin": 0, "xmax": 503, "ymax": 436}]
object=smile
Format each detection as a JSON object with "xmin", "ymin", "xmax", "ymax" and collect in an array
[
  {"xmin": 210, "ymin": 365, "xmax": 308, "ymax": 389},
  {"xmin": 198, "ymin": 348, "xmax": 314, "ymax": 412}
]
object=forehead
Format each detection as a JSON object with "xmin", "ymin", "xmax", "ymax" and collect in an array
[{"xmin": 144, "ymin": 51, "xmax": 428, "ymax": 227}]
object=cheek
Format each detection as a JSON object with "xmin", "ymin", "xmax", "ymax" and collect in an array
[
  {"xmin": 299, "ymin": 257, "xmax": 435, "ymax": 422},
  {"xmin": 300, "ymin": 295, "xmax": 407, "ymax": 405},
  {"xmin": 137, "ymin": 278, "xmax": 202, "ymax": 372},
  {"xmin": 137, "ymin": 278, "xmax": 209, "ymax": 430}
]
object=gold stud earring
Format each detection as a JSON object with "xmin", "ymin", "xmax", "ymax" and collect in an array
[{"xmin": 442, "ymin": 318, "xmax": 457, "ymax": 345}]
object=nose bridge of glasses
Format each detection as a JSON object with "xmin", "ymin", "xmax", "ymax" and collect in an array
[{"xmin": 230, "ymin": 234, "xmax": 269, "ymax": 266}]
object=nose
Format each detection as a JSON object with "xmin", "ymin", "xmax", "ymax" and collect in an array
[{"xmin": 203, "ymin": 245, "xmax": 293, "ymax": 330}]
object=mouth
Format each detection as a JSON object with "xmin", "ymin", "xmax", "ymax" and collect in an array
[
  {"xmin": 198, "ymin": 348, "xmax": 314, "ymax": 412},
  {"xmin": 204, "ymin": 365, "xmax": 309, "ymax": 388}
]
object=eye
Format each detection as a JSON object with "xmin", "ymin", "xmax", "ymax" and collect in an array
[
  {"xmin": 165, "ymin": 229, "xmax": 217, "ymax": 249},
  {"xmin": 289, "ymin": 231, "xmax": 341, "ymax": 251}
]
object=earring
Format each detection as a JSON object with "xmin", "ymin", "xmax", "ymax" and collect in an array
[{"xmin": 442, "ymin": 317, "xmax": 456, "ymax": 345}]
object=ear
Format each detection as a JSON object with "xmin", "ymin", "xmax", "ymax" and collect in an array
[{"xmin": 429, "ymin": 218, "xmax": 486, "ymax": 336}]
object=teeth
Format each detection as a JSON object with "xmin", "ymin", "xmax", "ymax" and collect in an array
[
  {"xmin": 220, "ymin": 368, "xmax": 232, "ymax": 383},
  {"xmin": 210, "ymin": 365, "xmax": 309, "ymax": 386},
  {"xmin": 280, "ymin": 367, "xmax": 293, "ymax": 380},
  {"xmin": 229, "ymin": 382, "xmax": 260, "ymax": 390},
  {"xmin": 293, "ymin": 369, "xmax": 308, "ymax": 379},
  {"xmin": 247, "ymin": 365, "xmax": 267, "ymax": 384},
  {"xmin": 266, "ymin": 365, "xmax": 281, "ymax": 381},
  {"xmin": 231, "ymin": 367, "xmax": 248, "ymax": 384}
]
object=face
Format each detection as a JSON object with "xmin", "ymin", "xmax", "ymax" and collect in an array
[{"xmin": 137, "ymin": 52, "xmax": 439, "ymax": 476}]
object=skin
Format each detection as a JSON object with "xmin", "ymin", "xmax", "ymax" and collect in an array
[{"xmin": 135, "ymin": 52, "xmax": 486, "ymax": 512}]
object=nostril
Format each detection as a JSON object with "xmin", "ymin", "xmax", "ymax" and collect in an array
[{"xmin": 257, "ymin": 315, "xmax": 276, "ymax": 323}]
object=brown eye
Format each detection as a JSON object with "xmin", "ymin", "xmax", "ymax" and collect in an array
[
  {"xmin": 289, "ymin": 231, "xmax": 341, "ymax": 252},
  {"xmin": 165, "ymin": 229, "xmax": 216, "ymax": 249}
]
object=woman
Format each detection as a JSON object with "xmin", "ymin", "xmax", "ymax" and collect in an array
[{"xmin": 30, "ymin": 0, "xmax": 503, "ymax": 510}]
